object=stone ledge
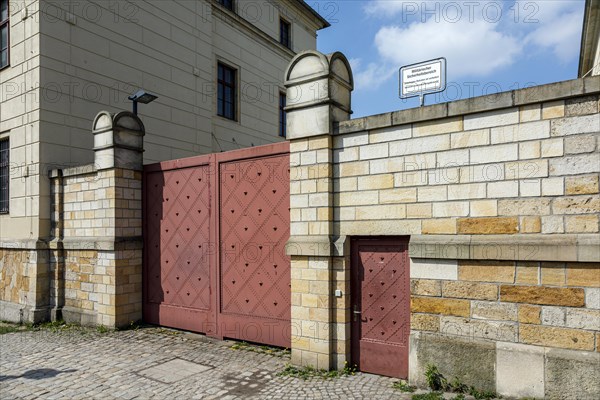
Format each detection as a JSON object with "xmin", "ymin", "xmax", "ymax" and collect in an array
[
  {"xmin": 0, "ymin": 239, "xmax": 49, "ymax": 250},
  {"xmin": 335, "ymin": 77, "xmax": 599, "ymax": 135},
  {"xmin": 409, "ymin": 234, "xmax": 599, "ymax": 262},
  {"xmin": 286, "ymin": 235, "xmax": 346, "ymax": 257},
  {"xmin": 286, "ymin": 234, "xmax": 599, "ymax": 262},
  {"xmin": 48, "ymin": 237, "xmax": 143, "ymax": 251}
]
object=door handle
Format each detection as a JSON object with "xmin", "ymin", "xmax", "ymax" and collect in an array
[{"xmin": 353, "ymin": 305, "xmax": 361, "ymax": 322}]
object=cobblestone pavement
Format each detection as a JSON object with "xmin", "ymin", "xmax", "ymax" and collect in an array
[{"xmin": 0, "ymin": 326, "xmax": 415, "ymax": 399}]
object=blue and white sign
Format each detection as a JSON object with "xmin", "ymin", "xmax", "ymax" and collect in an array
[{"xmin": 399, "ymin": 58, "xmax": 447, "ymax": 105}]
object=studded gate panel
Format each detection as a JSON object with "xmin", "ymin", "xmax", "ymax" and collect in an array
[
  {"xmin": 143, "ymin": 164, "xmax": 213, "ymax": 333},
  {"xmin": 351, "ymin": 238, "xmax": 410, "ymax": 378},
  {"xmin": 143, "ymin": 143, "xmax": 290, "ymax": 347},
  {"xmin": 218, "ymin": 153, "xmax": 291, "ymax": 347}
]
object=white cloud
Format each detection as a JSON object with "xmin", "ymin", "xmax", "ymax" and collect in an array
[
  {"xmin": 375, "ymin": 19, "xmax": 522, "ymax": 77},
  {"xmin": 364, "ymin": 1, "xmax": 584, "ymax": 79},
  {"xmin": 524, "ymin": 2, "xmax": 584, "ymax": 62},
  {"xmin": 348, "ymin": 58, "xmax": 397, "ymax": 90}
]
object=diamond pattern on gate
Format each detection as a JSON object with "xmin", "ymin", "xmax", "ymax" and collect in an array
[
  {"xmin": 359, "ymin": 246, "xmax": 409, "ymax": 345},
  {"xmin": 145, "ymin": 167, "xmax": 211, "ymax": 309},
  {"xmin": 219, "ymin": 155, "xmax": 290, "ymax": 321}
]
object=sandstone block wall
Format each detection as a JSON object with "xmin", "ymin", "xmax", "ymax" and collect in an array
[
  {"xmin": 49, "ymin": 166, "xmax": 143, "ymax": 327},
  {"xmin": 286, "ymin": 72, "xmax": 599, "ymax": 398}
]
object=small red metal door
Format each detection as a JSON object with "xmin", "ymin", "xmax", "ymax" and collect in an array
[{"xmin": 351, "ymin": 237, "xmax": 410, "ymax": 378}]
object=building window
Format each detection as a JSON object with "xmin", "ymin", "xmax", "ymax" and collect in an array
[
  {"xmin": 218, "ymin": 63, "xmax": 236, "ymax": 120},
  {"xmin": 0, "ymin": 0, "xmax": 9, "ymax": 69},
  {"xmin": 280, "ymin": 19, "xmax": 291, "ymax": 49},
  {"xmin": 0, "ymin": 138, "xmax": 8, "ymax": 214},
  {"xmin": 279, "ymin": 92, "xmax": 287, "ymax": 138},
  {"xmin": 218, "ymin": 0, "xmax": 234, "ymax": 11}
]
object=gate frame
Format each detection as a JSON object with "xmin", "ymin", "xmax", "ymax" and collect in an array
[{"xmin": 142, "ymin": 142, "xmax": 290, "ymax": 345}]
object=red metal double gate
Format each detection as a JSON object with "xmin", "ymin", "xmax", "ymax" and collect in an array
[{"xmin": 143, "ymin": 142, "xmax": 291, "ymax": 347}]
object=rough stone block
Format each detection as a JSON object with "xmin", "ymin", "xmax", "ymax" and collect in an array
[
  {"xmin": 500, "ymin": 285, "xmax": 585, "ymax": 307},
  {"xmin": 585, "ymin": 288, "xmax": 600, "ymax": 309},
  {"xmin": 516, "ymin": 261, "xmax": 539, "ymax": 284},
  {"xmin": 440, "ymin": 316, "xmax": 517, "ymax": 342},
  {"xmin": 496, "ymin": 342, "xmax": 545, "ymax": 399},
  {"xmin": 410, "ymin": 259, "xmax": 458, "ymax": 280},
  {"xmin": 379, "ymin": 188, "xmax": 417, "ymax": 204},
  {"xmin": 432, "ymin": 201, "xmax": 469, "ymax": 218},
  {"xmin": 409, "ymin": 332, "xmax": 496, "ymax": 391},
  {"xmin": 359, "ymin": 143, "xmax": 389, "ymax": 161},
  {"xmin": 550, "ymin": 154, "xmax": 600, "ymax": 176},
  {"xmin": 518, "ymin": 304, "xmax": 541, "ymax": 324},
  {"xmin": 491, "ymin": 120, "xmax": 550, "ymax": 144},
  {"xmin": 565, "ymin": 215, "xmax": 599, "ymax": 233},
  {"xmin": 458, "ymin": 261, "xmax": 516, "ymax": 283},
  {"xmin": 542, "ymin": 215, "xmax": 565, "ymax": 234},
  {"xmin": 457, "ymin": 217, "xmax": 519, "ymax": 234},
  {"xmin": 520, "ymin": 216, "xmax": 542, "ymax": 233},
  {"xmin": 487, "ymin": 180, "xmax": 519, "ymax": 198},
  {"xmin": 541, "ymin": 177, "xmax": 564, "ymax": 196},
  {"xmin": 564, "ymin": 134, "xmax": 597, "ymax": 154},
  {"xmin": 411, "ymin": 279, "xmax": 442, "ymax": 296},
  {"xmin": 519, "ymin": 104, "xmax": 541, "ymax": 122},
  {"xmin": 545, "ymin": 348, "xmax": 600, "ymax": 399},
  {"xmin": 498, "ymin": 198, "xmax": 551, "ymax": 216},
  {"xmin": 540, "ymin": 137, "xmax": 564, "ymax": 157},
  {"xmin": 447, "ymin": 183, "xmax": 486, "ymax": 200},
  {"xmin": 369, "ymin": 125, "xmax": 412, "ymax": 143},
  {"xmin": 541, "ymin": 306, "xmax": 566, "ymax": 326},
  {"xmin": 470, "ymin": 143, "xmax": 518, "ymax": 164},
  {"xmin": 464, "ymin": 108, "xmax": 519, "ymax": 131},
  {"xmin": 519, "ymin": 141, "xmax": 541, "ymax": 159},
  {"xmin": 520, "ymin": 324, "xmax": 595, "ymax": 350},
  {"xmin": 450, "ymin": 129, "xmax": 489, "ymax": 149},
  {"xmin": 472, "ymin": 301, "xmax": 518, "ymax": 321},
  {"xmin": 470, "ymin": 200, "xmax": 498, "ymax": 217},
  {"xmin": 357, "ymin": 174, "xmax": 394, "ymax": 190},
  {"xmin": 552, "ymin": 196, "xmax": 600, "ymax": 215},
  {"xmin": 418, "ymin": 186, "xmax": 448, "ymax": 202},
  {"xmin": 413, "ymin": 117, "xmax": 463, "ymax": 137},
  {"xmin": 565, "ymin": 95, "xmax": 599, "ymax": 116},
  {"xmin": 565, "ymin": 175, "xmax": 599, "ymax": 195},
  {"xmin": 406, "ymin": 203, "xmax": 432, "ymax": 218},
  {"xmin": 411, "ymin": 296, "xmax": 470, "ymax": 317},
  {"xmin": 442, "ymin": 281, "xmax": 498, "ymax": 301},
  {"xmin": 411, "ymin": 313, "xmax": 440, "ymax": 332},
  {"xmin": 565, "ymin": 308, "xmax": 600, "ymax": 330},
  {"xmin": 550, "ymin": 114, "xmax": 600, "ymax": 136},
  {"xmin": 542, "ymin": 100, "xmax": 565, "ymax": 120},
  {"xmin": 421, "ymin": 218, "xmax": 457, "ymax": 235},
  {"xmin": 566, "ymin": 263, "xmax": 600, "ymax": 287}
]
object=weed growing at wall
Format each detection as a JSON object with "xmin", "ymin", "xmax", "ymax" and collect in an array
[
  {"xmin": 278, "ymin": 361, "xmax": 356, "ymax": 380},
  {"xmin": 423, "ymin": 364, "xmax": 500, "ymax": 400}
]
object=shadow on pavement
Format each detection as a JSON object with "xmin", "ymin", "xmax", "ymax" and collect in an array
[{"xmin": 0, "ymin": 368, "xmax": 77, "ymax": 381}]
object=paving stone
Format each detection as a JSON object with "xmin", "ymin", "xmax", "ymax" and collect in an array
[{"xmin": 0, "ymin": 327, "xmax": 422, "ymax": 399}]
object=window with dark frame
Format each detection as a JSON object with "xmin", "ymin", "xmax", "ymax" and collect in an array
[
  {"xmin": 0, "ymin": 0, "xmax": 9, "ymax": 69},
  {"xmin": 217, "ymin": 63, "xmax": 236, "ymax": 121},
  {"xmin": 280, "ymin": 18, "xmax": 291, "ymax": 49},
  {"xmin": 0, "ymin": 138, "xmax": 9, "ymax": 214},
  {"xmin": 218, "ymin": 0, "xmax": 234, "ymax": 11},
  {"xmin": 279, "ymin": 92, "xmax": 287, "ymax": 138}
]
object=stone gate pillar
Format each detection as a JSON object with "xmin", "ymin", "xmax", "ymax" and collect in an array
[
  {"xmin": 92, "ymin": 111, "xmax": 145, "ymax": 327},
  {"xmin": 284, "ymin": 51, "xmax": 353, "ymax": 369}
]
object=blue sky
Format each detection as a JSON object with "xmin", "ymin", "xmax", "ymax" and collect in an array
[{"xmin": 311, "ymin": 0, "xmax": 586, "ymax": 118}]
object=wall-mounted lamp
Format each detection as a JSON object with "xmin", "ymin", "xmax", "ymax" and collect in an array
[{"xmin": 128, "ymin": 90, "xmax": 158, "ymax": 115}]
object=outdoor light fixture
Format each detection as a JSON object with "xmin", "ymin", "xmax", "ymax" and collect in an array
[{"xmin": 128, "ymin": 90, "xmax": 158, "ymax": 115}]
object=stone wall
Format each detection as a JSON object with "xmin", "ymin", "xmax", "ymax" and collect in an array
[
  {"xmin": 0, "ymin": 111, "xmax": 145, "ymax": 328},
  {"xmin": 48, "ymin": 166, "xmax": 142, "ymax": 327},
  {"xmin": 284, "ymin": 50, "xmax": 599, "ymax": 399}
]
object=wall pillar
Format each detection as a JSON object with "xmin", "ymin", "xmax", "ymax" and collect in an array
[
  {"xmin": 284, "ymin": 51, "xmax": 353, "ymax": 369},
  {"xmin": 48, "ymin": 111, "xmax": 145, "ymax": 328}
]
